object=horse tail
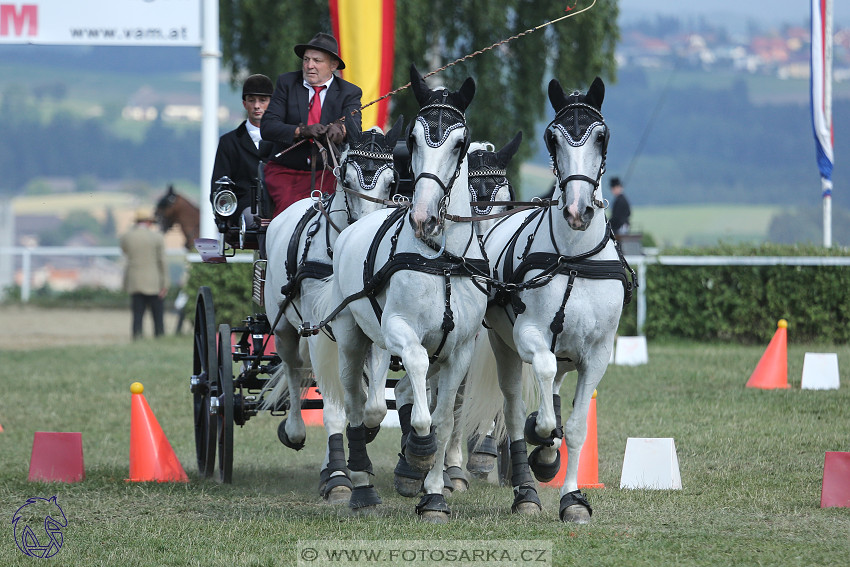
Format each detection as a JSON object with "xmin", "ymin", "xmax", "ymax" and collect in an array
[
  {"xmin": 461, "ymin": 331, "xmax": 507, "ymax": 444},
  {"xmin": 258, "ymin": 363, "xmax": 290, "ymax": 411}
]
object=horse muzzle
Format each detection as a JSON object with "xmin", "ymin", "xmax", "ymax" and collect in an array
[{"xmin": 409, "ymin": 210, "xmax": 441, "ymax": 239}]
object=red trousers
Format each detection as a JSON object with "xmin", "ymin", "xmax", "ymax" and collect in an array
[{"xmin": 264, "ymin": 161, "xmax": 337, "ymax": 217}]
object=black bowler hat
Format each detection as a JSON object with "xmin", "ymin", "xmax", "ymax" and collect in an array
[
  {"xmin": 294, "ymin": 32, "xmax": 345, "ymax": 69},
  {"xmin": 242, "ymin": 74, "xmax": 274, "ymax": 99},
  {"xmin": 610, "ymin": 176, "xmax": 622, "ymax": 188}
]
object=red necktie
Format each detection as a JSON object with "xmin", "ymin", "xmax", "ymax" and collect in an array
[{"xmin": 308, "ymin": 85, "xmax": 325, "ymax": 125}]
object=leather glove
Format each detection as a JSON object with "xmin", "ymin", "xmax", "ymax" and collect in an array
[
  {"xmin": 326, "ymin": 121, "xmax": 346, "ymax": 145},
  {"xmin": 298, "ymin": 123, "xmax": 328, "ymax": 140}
]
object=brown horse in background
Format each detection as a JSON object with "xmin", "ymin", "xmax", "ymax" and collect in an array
[{"xmin": 155, "ymin": 185, "xmax": 200, "ymax": 251}]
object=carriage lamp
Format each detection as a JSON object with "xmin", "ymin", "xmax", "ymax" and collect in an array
[{"xmin": 213, "ymin": 189, "xmax": 238, "ymax": 217}]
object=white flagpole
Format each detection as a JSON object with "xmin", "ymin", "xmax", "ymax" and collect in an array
[
  {"xmin": 200, "ymin": 0, "xmax": 220, "ymax": 240},
  {"xmin": 823, "ymin": 0, "xmax": 833, "ymax": 248}
]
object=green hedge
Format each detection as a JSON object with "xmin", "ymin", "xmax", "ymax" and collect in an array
[
  {"xmin": 637, "ymin": 243, "xmax": 850, "ymax": 344},
  {"xmin": 184, "ymin": 256, "xmax": 260, "ymax": 327},
  {"xmin": 183, "ymin": 243, "xmax": 850, "ymax": 344}
]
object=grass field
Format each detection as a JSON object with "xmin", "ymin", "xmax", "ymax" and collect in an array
[{"xmin": 1, "ymin": 335, "xmax": 848, "ymax": 566}]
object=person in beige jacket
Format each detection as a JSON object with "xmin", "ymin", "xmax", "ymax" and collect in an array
[{"xmin": 121, "ymin": 209, "xmax": 169, "ymax": 338}]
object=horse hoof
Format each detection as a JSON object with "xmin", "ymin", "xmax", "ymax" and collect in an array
[
  {"xmin": 405, "ymin": 451, "xmax": 436, "ymax": 473},
  {"xmin": 559, "ymin": 490, "xmax": 593, "ymax": 524},
  {"xmin": 419, "ymin": 511, "xmax": 450, "ymax": 524},
  {"xmin": 514, "ymin": 501, "xmax": 542, "ymax": 515},
  {"xmin": 349, "ymin": 485, "xmax": 382, "ymax": 510},
  {"xmin": 560, "ymin": 505, "xmax": 591, "ymax": 524},
  {"xmin": 277, "ymin": 419, "xmax": 305, "ymax": 451},
  {"xmin": 325, "ymin": 486, "xmax": 351, "ymax": 505},
  {"xmin": 394, "ymin": 476, "xmax": 424, "ymax": 498},
  {"xmin": 445, "ymin": 466, "xmax": 469, "ymax": 493},
  {"xmin": 466, "ymin": 453, "xmax": 496, "ymax": 478}
]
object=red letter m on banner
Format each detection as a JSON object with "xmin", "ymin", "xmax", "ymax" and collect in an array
[{"xmin": 1, "ymin": 4, "xmax": 38, "ymax": 37}]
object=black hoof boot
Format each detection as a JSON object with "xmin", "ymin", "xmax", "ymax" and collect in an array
[
  {"xmin": 466, "ymin": 434, "xmax": 498, "ymax": 478},
  {"xmin": 319, "ymin": 469, "xmax": 352, "ymax": 504},
  {"xmin": 416, "ymin": 493, "xmax": 451, "ymax": 523},
  {"xmin": 393, "ymin": 454, "xmax": 425, "ymax": 497},
  {"xmin": 277, "ymin": 419, "xmax": 305, "ymax": 451},
  {"xmin": 349, "ymin": 485, "xmax": 382, "ymax": 510},
  {"xmin": 445, "ymin": 465, "xmax": 469, "ymax": 492},
  {"xmin": 559, "ymin": 489, "xmax": 592, "ymax": 524},
  {"xmin": 528, "ymin": 445, "xmax": 560, "ymax": 483},
  {"xmin": 511, "ymin": 483, "xmax": 543, "ymax": 514},
  {"xmin": 405, "ymin": 427, "xmax": 437, "ymax": 472}
]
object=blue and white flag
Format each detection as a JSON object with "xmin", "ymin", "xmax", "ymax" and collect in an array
[{"xmin": 811, "ymin": 0, "xmax": 834, "ymax": 197}]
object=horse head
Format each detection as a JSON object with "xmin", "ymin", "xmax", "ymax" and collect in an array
[
  {"xmin": 338, "ymin": 115, "xmax": 405, "ymax": 222},
  {"xmin": 407, "ymin": 64, "xmax": 475, "ymax": 240},
  {"xmin": 467, "ymin": 131, "xmax": 522, "ymax": 235},
  {"xmin": 545, "ymin": 77, "xmax": 608, "ymax": 231},
  {"xmin": 154, "ymin": 184, "xmax": 178, "ymax": 232}
]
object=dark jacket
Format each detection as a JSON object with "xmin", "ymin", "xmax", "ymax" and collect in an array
[
  {"xmin": 260, "ymin": 71, "xmax": 362, "ymax": 171},
  {"xmin": 610, "ymin": 193, "xmax": 631, "ymax": 234},
  {"xmin": 211, "ymin": 120, "xmax": 261, "ymax": 213}
]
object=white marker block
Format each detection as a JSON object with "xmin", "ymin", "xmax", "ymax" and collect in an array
[
  {"xmin": 614, "ymin": 336, "xmax": 648, "ymax": 366},
  {"xmin": 801, "ymin": 353, "xmax": 840, "ymax": 390},
  {"xmin": 620, "ymin": 437, "xmax": 682, "ymax": 490},
  {"xmin": 381, "ymin": 387, "xmax": 400, "ymax": 428}
]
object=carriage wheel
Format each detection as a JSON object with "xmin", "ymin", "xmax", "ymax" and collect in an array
[
  {"xmin": 192, "ymin": 287, "xmax": 218, "ymax": 477},
  {"xmin": 216, "ymin": 324, "xmax": 235, "ymax": 484}
]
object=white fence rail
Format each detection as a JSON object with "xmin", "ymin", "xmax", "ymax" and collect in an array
[{"xmin": 3, "ymin": 247, "xmax": 849, "ymax": 335}]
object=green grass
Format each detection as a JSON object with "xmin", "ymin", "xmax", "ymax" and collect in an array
[{"xmin": 1, "ymin": 337, "xmax": 848, "ymax": 566}]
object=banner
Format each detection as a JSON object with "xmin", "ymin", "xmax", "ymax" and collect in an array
[
  {"xmin": 0, "ymin": 0, "xmax": 201, "ymax": 46},
  {"xmin": 330, "ymin": 0, "xmax": 395, "ymax": 131},
  {"xmin": 811, "ymin": 0, "xmax": 834, "ymax": 196}
]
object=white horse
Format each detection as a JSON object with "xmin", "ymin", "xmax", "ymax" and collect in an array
[
  {"xmin": 392, "ymin": 133, "xmax": 524, "ymax": 497},
  {"xmin": 465, "ymin": 77, "xmax": 636, "ymax": 523},
  {"xmin": 312, "ymin": 65, "xmax": 488, "ymax": 522},
  {"xmin": 261, "ymin": 118, "xmax": 404, "ymax": 503}
]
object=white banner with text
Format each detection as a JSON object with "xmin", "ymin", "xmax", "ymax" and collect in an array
[{"xmin": 0, "ymin": 0, "xmax": 201, "ymax": 46}]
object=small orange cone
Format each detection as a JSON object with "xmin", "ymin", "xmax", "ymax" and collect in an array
[
  {"xmin": 128, "ymin": 382, "xmax": 188, "ymax": 482},
  {"xmin": 544, "ymin": 390, "xmax": 604, "ymax": 489},
  {"xmin": 746, "ymin": 319, "xmax": 790, "ymax": 389}
]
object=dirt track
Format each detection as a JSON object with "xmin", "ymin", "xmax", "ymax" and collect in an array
[{"xmin": 0, "ymin": 305, "xmax": 181, "ymax": 350}]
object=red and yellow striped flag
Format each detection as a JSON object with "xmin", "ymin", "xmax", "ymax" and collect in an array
[{"xmin": 330, "ymin": 0, "xmax": 395, "ymax": 131}]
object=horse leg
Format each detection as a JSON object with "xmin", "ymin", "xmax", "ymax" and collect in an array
[
  {"xmin": 444, "ymin": 376, "xmax": 469, "ymax": 493},
  {"xmin": 273, "ymin": 326, "xmax": 310, "ymax": 451},
  {"xmin": 363, "ymin": 345, "xmax": 390, "ymax": 434},
  {"xmin": 492, "ymin": 331, "xmax": 542, "ymax": 515},
  {"xmin": 416, "ymin": 348, "xmax": 470, "ymax": 523},
  {"xmin": 335, "ymin": 315, "xmax": 381, "ymax": 511},
  {"xmin": 528, "ymin": 367, "xmax": 568, "ymax": 483},
  {"xmin": 559, "ymin": 355, "xmax": 606, "ymax": 524},
  {"xmin": 392, "ymin": 373, "xmax": 425, "ymax": 497},
  {"xmin": 318, "ymin": 399, "xmax": 352, "ymax": 504},
  {"xmin": 384, "ymin": 317, "xmax": 435, "ymax": 473}
]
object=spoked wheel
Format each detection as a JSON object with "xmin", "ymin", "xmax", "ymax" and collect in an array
[
  {"xmin": 192, "ymin": 287, "xmax": 218, "ymax": 477},
  {"xmin": 216, "ymin": 324, "xmax": 234, "ymax": 484}
]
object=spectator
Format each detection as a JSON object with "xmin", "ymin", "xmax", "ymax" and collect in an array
[
  {"xmin": 121, "ymin": 209, "xmax": 168, "ymax": 339},
  {"xmin": 260, "ymin": 32, "xmax": 362, "ymax": 216},
  {"xmin": 608, "ymin": 176, "xmax": 631, "ymax": 236}
]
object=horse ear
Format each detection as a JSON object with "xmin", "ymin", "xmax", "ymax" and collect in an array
[
  {"xmin": 410, "ymin": 64, "xmax": 431, "ymax": 107},
  {"xmin": 496, "ymin": 131, "xmax": 523, "ymax": 165},
  {"xmin": 548, "ymin": 79, "xmax": 568, "ymax": 113},
  {"xmin": 168, "ymin": 184, "xmax": 175, "ymax": 196},
  {"xmin": 455, "ymin": 76, "xmax": 476, "ymax": 111},
  {"xmin": 386, "ymin": 115, "xmax": 405, "ymax": 147},
  {"xmin": 585, "ymin": 76, "xmax": 605, "ymax": 110}
]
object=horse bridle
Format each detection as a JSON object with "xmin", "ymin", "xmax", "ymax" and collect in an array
[{"xmin": 544, "ymin": 101, "xmax": 609, "ymax": 209}]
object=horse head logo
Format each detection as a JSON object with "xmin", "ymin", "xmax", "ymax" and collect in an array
[{"xmin": 12, "ymin": 496, "xmax": 67, "ymax": 558}]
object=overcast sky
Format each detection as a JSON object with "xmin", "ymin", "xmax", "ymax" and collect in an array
[{"xmin": 619, "ymin": 0, "xmax": 850, "ymax": 29}]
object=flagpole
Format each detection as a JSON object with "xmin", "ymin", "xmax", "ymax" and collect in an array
[{"xmin": 823, "ymin": 0, "xmax": 833, "ymax": 248}]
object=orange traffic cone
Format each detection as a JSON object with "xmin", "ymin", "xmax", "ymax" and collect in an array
[
  {"xmin": 128, "ymin": 382, "xmax": 188, "ymax": 482},
  {"xmin": 544, "ymin": 390, "xmax": 605, "ymax": 489},
  {"xmin": 746, "ymin": 319, "xmax": 790, "ymax": 389}
]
